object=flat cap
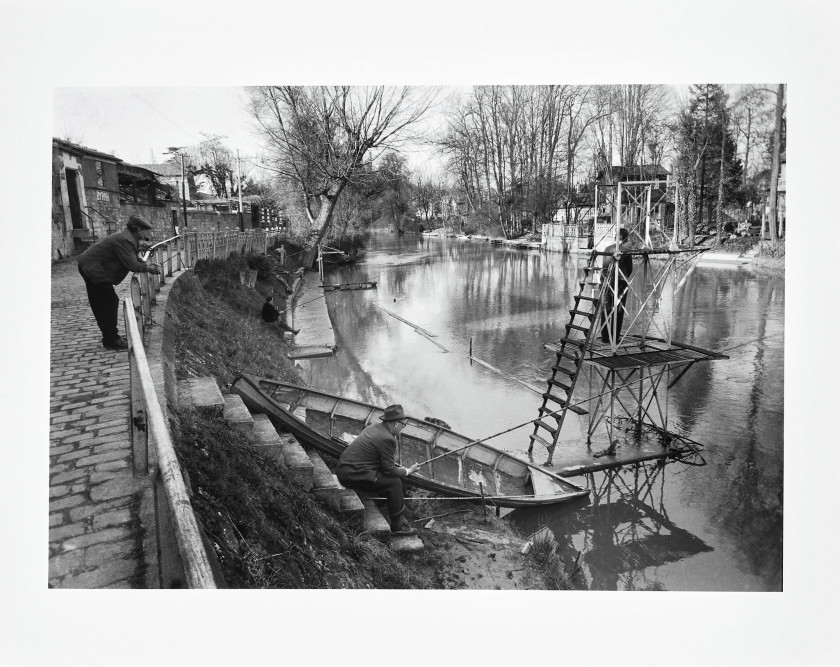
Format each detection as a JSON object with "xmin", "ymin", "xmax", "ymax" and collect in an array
[{"xmin": 127, "ymin": 214, "xmax": 153, "ymax": 230}]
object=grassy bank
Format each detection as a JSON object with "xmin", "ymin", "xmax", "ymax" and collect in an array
[{"xmin": 170, "ymin": 253, "xmax": 433, "ymax": 588}]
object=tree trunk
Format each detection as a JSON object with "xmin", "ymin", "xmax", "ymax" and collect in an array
[
  {"xmin": 715, "ymin": 111, "xmax": 727, "ymax": 246},
  {"xmin": 303, "ymin": 183, "xmax": 346, "ymax": 268},
  {"xmin": 767, "ymin": 84, "xmax": 784, "ymax": 244}
]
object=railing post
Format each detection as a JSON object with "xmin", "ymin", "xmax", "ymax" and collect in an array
[
  {"xmin": 128, "ymin": 331, "xmax": 149, "ymax": 475},
  {"xmin": 122, "ymin": 295, "xmax": 216, "ymax": 589}
]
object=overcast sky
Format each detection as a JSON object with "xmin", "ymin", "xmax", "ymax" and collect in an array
[
  {"xmin": 53, "ymin": 86, "xmax": 453, "ymax": 178},
  {"xmin": 53, "ymin": 87, "xmax": 260, "ymax": 165}
]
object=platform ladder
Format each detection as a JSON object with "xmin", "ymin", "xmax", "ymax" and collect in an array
[{"xmin": 528, "ymin": 251, "xmax": 606, "ymax": 465}]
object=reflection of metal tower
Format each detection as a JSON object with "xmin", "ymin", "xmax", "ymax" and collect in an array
[
  {"xmin": 509, "ymin": 461, "xmax": 712, "ymax": 590},
  {"xmin": 530, "ymin": 179, "xmax": 726, "ymax": 469},
  {"xmin": 579, "ymin": 463, "xmax": 713, "ymax": 590}
]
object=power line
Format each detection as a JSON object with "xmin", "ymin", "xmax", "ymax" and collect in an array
[{"xmin": 130, "ymin": 92, "xmax": 205, "ymax": 145}]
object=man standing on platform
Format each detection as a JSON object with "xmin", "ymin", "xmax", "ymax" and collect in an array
[
  {"xmin": 337, "ymin": 404, "xmax": 421, "ymax": 536},
  {"xmin": 77, "ymin": 215, "xmax": 160, "ymax": 350},
  {"xmin": 600, "ymin": 227, "xmax": 633, "ymax": 344}
]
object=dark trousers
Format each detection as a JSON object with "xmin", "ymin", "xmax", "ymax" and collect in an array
[
  {"xmin": 337, "ymin": 473, "xmax": 405, "ymax": 524},
  {"xmin": 79, "ymin": 267, "xmax": 120, "ymax": 344},
  {"xmin": 600, "ymin": 281, "xmax": 628, "ymax": 342}
]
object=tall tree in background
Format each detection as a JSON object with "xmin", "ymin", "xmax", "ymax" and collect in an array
[
  {"xmin": 415, "ymin": 172, "xmax": 439, "ymax": 221},
  {"xmin": 377, "ymin": 151, "xmax": 412, "ymax": 230},
  {"xmin": 683, "ymin": 85, "xmax": 743, "ymax": 232},
  {"xmin": 586, "ymin": 84, "xmax": 673, "ymax": 178},
  {"xmin": 767, "ymin": 84, "xmax": 786, "ymax": 244},
  {"xmin": 177, "ymin": 133, "xmax": 237, "ymax": 198},
  {"xmin": 249, "ymin": 86, "xmax": 434, "ymax": 265},
  {"xmin": 732, "ymin": 85, "xmax": 774, "ymax": 191}
]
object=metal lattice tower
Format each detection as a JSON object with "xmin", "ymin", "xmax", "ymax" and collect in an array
[{"xmin": 530, "ymin": 178, "xmax": 726, "ymax": 467}]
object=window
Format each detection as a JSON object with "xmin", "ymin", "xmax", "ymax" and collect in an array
[{"xmin": 95, "ymin": 161, "xmax": 104, "ymax": 188}]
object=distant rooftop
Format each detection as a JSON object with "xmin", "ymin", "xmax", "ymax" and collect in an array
[
  {"xmin": 53, "ymin": 138, "xmax": 122, "ymax": 162},
  {"xmin": 133, "ymin": 162, "xmax": 184, "ymax": 177},
  {"xmin": 597, "ymin": 164, "xmax": 671, "ymax": 181}
]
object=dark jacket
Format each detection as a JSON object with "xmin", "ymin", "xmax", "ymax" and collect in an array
[
  {"xmin": 604, "ymin": 242, "xmax": 633, "ymax": 284},
  {"xmin": 261, "ymin": 302, "xmax": 280, "ymax": 322},
  {"xmin": 337, "ymin": 422, "xmax": 406, "ymax": 484},
  {"xmin": 77, "ymin": 229, "xmax": 150, "ymax": 284}
]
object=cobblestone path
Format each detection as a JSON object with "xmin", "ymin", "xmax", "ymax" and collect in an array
[{"xmin": 49, "ymin": 259, "xmax": 151, "ymax": 588}]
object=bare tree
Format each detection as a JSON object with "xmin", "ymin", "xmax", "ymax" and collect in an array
[
  {"xmin": 186, "ymin": 133, "xmax": 237, "ymax": 198},
  {"xmin": 731, "ymin": 85, "xmax": 774, "ymax": 187},
  {"xmin": 586, "ymin": 84, "xmax": 674, "ymax": 177},
  {"xmin": 249, "ymin": 86, "xmax": 435, "ymax": 265}
]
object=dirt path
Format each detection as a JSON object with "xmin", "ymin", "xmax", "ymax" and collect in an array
[{"xmin": 406, "ymin": 501, "xmax": 538, "ymax": 590}]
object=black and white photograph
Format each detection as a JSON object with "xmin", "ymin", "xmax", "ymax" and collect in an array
[{"xmin": 3, "ymin": 1, "xmax": 838, "ymax": 665}]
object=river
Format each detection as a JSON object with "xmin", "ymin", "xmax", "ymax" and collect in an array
[{"xmin": 298, "ymin": 230, "xmax": 784, "ymax": 591}]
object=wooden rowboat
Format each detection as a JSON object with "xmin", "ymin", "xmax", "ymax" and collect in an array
[{"xmin": 231, "ymin": 374, "xmax": 590, "ymax": 508}]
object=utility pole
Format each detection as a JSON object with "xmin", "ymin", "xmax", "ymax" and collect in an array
[
  {"xmin": 237, "ymin": 149, "xmax": 244, "ymax": 232},
  {"xmin": 180, "ymin": 152, "xmax": 188, "ymax": 229},
  {"xmin": 166, "ymin": 146, "xmax": 189, "ymax": 230}
]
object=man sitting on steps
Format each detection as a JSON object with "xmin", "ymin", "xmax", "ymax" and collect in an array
[
  {"xmin": 337, "ymin": 404, "xmax": 421, "ymax": 536},
  {"xmin": 261, "ymin": 295, "xmax": 300, "ymax": 335}
]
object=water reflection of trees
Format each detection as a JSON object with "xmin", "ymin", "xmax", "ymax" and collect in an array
[
  {"xmin": 668, "ymin": 267, "xmax": 783, "ymax": 590},
  {"xmin": 510, "ymin": 463, "xmax": 711, "ymax": 590}
]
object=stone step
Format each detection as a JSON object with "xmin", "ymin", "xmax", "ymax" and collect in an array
[
  {"xmin": 390, "ymin": 531, "xmax": 424, "ymax": 553},
  {"xmin": 357, "ymin": 497, "xmax": 423, "ymax": 552},
  {"xmin": 223, "ymin": 394, "xmax": 253, "ymax": 436},
  {"xmin": 248, "ymin": 414, "xmax": 285, "ymax": 464},
  {"xmin": 276, "ymin": 431, "xmax": 313, "ymax": 492},
  {"xmin": 339, "ymin": 488, "xmax": 365, "ymax": 527},
  {"xmin": 178, "ymin": 376, "xmax": 224, "ymax": 416},
  {"xmin": 360, "ymin": 498, "xmax": 391, "ymax": 542},
  {"xmin": 308, "ymin": 451, "xmax": 341, "ymax": 510}
]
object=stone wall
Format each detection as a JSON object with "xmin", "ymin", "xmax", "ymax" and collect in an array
[
  {"xmin": 52, "ymin": 152, "xmax": 74, "ymax": 261},
  {"xmin": 178, "ymin": 211, "xmax": 243, "ymax": 234}
]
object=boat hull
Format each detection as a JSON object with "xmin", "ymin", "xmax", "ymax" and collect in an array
[{"xmin": 231, "ymin": 375, "xmax": 589, "ymax": 508}]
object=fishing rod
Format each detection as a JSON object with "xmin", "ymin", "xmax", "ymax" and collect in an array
[{"xmin": 411, "ymin": 371, "xmax": 664, "ymax": 469}]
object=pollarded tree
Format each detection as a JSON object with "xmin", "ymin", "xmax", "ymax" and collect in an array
[{"xmin": 248, "ymin": 86, "xmax": 435, "ymax": 265}]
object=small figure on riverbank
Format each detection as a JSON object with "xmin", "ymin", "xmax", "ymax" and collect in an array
[
  {"xmin": 337, "ymin": 404, "xmax": 421, "ymax": 536},
  {"xmin": 274, "ymin": 244, "xmax": 286, "ymax": 267},
  {"xmin": 600, "ymin": 228, "xmax": 633, "ymax": 344},
  {"xmin": 77, "ymin": 215, "xmax": 161, "ymax": 350},
  {"xmin": 261, "ymin": 295, "xmax": 300, "ymax": 335}
]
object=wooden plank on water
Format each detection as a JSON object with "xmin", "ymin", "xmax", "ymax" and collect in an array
[
  {"xmin": 469, "ymin": 355, "xmax": 543, "ymax": 395},
  {"xmin": 287, "ymin": 346, "xmax": 335, "ymax": 359},
  {"xmin": 374, "ymin": 305, "xmax": 450, "ymax": 352},
  {"xmin": 375, "ymin": 304, "xmax": 437, "ymax": 337}
]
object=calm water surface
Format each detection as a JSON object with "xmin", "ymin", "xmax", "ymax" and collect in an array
[{"xmin": 298, "ymin": 231, "xmax": 783, "ymax": 591}]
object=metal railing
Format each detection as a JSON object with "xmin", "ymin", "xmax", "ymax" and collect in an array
[
  {"xmin": 124, "ymin": 293, "xmax": 216, "ymax": 588},
  {"xmin": 180, "ymin": 229, "xmax": 281, "ymax": 267}
]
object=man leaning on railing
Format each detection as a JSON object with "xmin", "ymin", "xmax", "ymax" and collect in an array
[{"xmin": 77, "ymin": 214, "xmax": 161, "ymax": 350}]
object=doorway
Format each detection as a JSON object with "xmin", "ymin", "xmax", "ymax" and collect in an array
[{"xmin": 65, "ymin": 169, "xmax": 83, "ymax": 230}]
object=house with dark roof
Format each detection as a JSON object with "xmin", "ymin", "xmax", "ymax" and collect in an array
[
  {"xmin": 596, "ymin": 164, "xmax": 671, "ymax": 183},
  {"xmin": 52, "ymin": 139, "xmax": 182, "ymax": 260},
  {"xmin": 133, "ymin": 162, "xmax": 198, "ymax": 202},
  {"xmin": 52, "ymin": 139, "xmax": 123, "ymax": 259}
]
